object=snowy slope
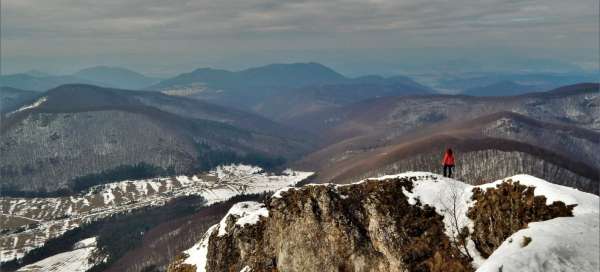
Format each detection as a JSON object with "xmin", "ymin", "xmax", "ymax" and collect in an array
[
  {"xmin": 475, "ymin": 175, "xmax": 599, "ymax": 272},
  {"xmin": 375, "ymin": 172, "xmax": 599, "ymax": 271},
  {"xmin": 17, "ymin": 237, "xmax": 101, "ymax": 272},
  {"xmin": 182, "ymin": 172, "xmax": 599, "ymax": 272}
]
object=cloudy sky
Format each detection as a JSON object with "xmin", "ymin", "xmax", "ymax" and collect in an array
[{"xmin": 1, "ymin": 0, "xmax": 598, "ymax": 76}]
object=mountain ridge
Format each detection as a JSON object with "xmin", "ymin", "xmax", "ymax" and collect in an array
[{"xmin": 0, "ymin": 84, "xmax": 314, "ymax": 193}]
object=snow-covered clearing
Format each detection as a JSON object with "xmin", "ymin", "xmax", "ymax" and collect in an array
[{"xmin": 0, "ymin": 165, "xmax": 313, "ymax": 262}]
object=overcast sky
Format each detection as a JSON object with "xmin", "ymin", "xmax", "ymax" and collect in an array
[{"xmin": 1, "ymin": 0, "xmax": 598, "ymax": 76}]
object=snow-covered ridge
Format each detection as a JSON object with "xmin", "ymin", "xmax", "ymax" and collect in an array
[
  {"xmin": 377, "ymin": 172, "xmax": 598, "ymax": 271},
  {"xmin": 8, "ymin": 96, "xmax": 47, "ymax": 116},
  {"xmin": 181, "ymin": 172, "xmax": 599, "ymax": 272},
  {"xmin": 0, "ymin": 164, "xmax": 313, "ymax": 262}
]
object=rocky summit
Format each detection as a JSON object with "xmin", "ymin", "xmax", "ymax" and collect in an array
[{"xmin": 168, "ymin": 173, "xmax": 599, "ymax": 272}]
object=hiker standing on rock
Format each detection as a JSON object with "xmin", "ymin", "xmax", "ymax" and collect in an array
[{"xmin": 442, "ymin": 148, "xmax": 455, "ymax": 178}]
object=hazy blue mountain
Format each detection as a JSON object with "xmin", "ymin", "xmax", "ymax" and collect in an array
[
  {"xmin": 24, "ymin": 69, "xmax": 53, "ymax": 77},
  {"xmin": 74, "ymin": 66, "xmax": 160, "ymax": 89},
  {"xmin": 463, "ymin": 81, "xmax": 540, "ymax": 96},
  {"xmin": 1, "ymin": 66, "xmax": 159, "ymax": 91},
  {"xmin": 0, "ymin": 73, "xmax": 100, "ymax": 91},
  {"xmin": 147, "ymin": 62, "xmax": 431, "ymax": 111},
  {"xmin": 148, "ymin": 62, "xmax": 346, "ymax": 91},
  {"xmin": 255, "ymin": 75, "xmax": 434, "ymax": 120},
  {"xmin": 437, "ymin": 72, "xmax": 597, "ymax": 93},
  {"xmin": 239, "ymin": 62, "xmax": 346, "ymax": 87}
]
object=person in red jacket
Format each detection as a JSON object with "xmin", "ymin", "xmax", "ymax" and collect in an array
[{"xmin": 442, "ymin": 148, "xmax": 455, "ymax": 178}]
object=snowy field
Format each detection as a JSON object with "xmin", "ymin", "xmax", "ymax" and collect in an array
[
  {"xmin": 183, "ymin": 172, "xmax": 599, "ymax": 272},
  {"xmin": 0, "ymin": 165, "xmax": 313, "ymax": 262},
  {"xmin": 16, "ymin": 237, "xmax": 101, "ymax": 272}
]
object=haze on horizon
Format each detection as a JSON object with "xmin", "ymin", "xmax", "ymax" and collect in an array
[{"xmin": 1, "ymin": 0, "xmax": 598, "ymax": 77}]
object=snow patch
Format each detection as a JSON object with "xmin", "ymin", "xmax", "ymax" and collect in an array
[
  {"xmin": 272, "ymin": 186, "xmax": 297, "ymax": 198},
  {"xmin": 17, "ymin": 237, "xmax": 100, "ymax": 272},
  {"xmin": 480, "ymin": 174, "xmax": 598, "ymax": 215},
  {"xmin": 217, "ymin": 201, "xmax": 269, "ymax": 237},
  {"xmin": 73, "ymin": 237, "xmax": 97, "ymax": 249},
  {"xmin": 477, "ymin": 214, "xmax": 599, "ymax": 272}
]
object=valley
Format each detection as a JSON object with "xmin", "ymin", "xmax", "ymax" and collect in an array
[{"xmin": 0, "ymin": 165, "xmax": 312, "ymax": 263}]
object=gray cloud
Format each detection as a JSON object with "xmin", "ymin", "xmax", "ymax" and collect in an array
[{"xmin": 1, "ymin": 0, "xmax": 597, "ymax": 74}]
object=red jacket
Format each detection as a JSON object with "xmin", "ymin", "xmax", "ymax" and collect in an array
[{"xmin": 443, "ymin": 152, "xmax": 455, "ymax": 166}]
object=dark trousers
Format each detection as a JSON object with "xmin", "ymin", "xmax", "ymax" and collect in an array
[{"xmin": 443, "ymin": 165, "xmax": 454, "ymax": 178}]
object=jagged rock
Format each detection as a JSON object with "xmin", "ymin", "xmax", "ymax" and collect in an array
[
  {"xmin": 169, "ymin": 174, "xmax": 591, "ymax": 272},
  {"xmin": 467, "ymin": 180, "xmax": 575, "ymax": 257}
]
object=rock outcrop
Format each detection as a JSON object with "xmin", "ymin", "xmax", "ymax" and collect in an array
[
  {"xmin": 168, "ymin": 172, "xmax": 591, "ymax": 272},
  {"xmin": 467, "ymin": 180, "xmax": 575, "ymax": 257},
  {"xmin": 170, "ymin": 175, "xmax": 473, "ymax": 272}
]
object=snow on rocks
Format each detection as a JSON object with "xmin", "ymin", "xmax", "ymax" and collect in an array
[
  {"xmin": 479, "ymin": 174, "xmax": 598, "ymax": 215},
  {"xmin": 372, "ymin": 172, "xmax": 599, "ymax": 272},
  {"xmin": 372, "ymin": 172, "xmax": 599, "ymax": 271},
  {"xmin": 474, "ymin": 175, "xmax": 599, "ymax": 272},
  {"xmin": 217, "ymin": 201, "xmax": 269, "ymax": 237},
  {"xmin": 180, "ymin": 171, "xmax": 598, "ymax": 272},
  {"xmin": 182, "ymin": 225, "xmax": 218, "ymax": 272},
  {"xmin": 181, "ymin": 201, "xmax": 270, "ymax": 271}
]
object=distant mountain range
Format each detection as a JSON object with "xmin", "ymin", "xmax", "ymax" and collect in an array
[
  {"xmin": 1, "ymin": 62, "xmax": 598, "ymax": 195},
  {"xmin": 148, "ymin": 62, "xmax": 346, "ymax": 92},
  {"xmin": 291, "ymin": 83, "xmax": 600, "ymax": 193},
  {"xmin": 147, "ymin": 62, "xmax": 435, "ymax": 116},
  {"xmin": 146, "ymin": 62, "xmax": 351, "ymax": 110},
  {"xmin": 435, "ymin": 72, "xmax": 597, "ymax": 94},
  {"xmin": 0, "ymin": 73, "xmax": 101, "ymax": 92},
  {"xmin": 73, "ymin": 66, "xmax": 160, "ymax": 89},
  {"xmin": 254, "ymin": 75, "xmax": 434, "ymax": 120},
  {"xmin": 463, "ymin": 80, "xmax": 540, "ymax": 96},
  {"xmin": 0, "ymin": 66, "xmax": 160, "ymax": 91},
  {"xmin": 2, "ymin": 63, "xmax": 595, "ymax": 102}
]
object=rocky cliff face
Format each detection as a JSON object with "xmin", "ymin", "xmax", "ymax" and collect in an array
[{"xmin": 168, "ymin": 173, "xmax": 592, "ymax": 272}]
